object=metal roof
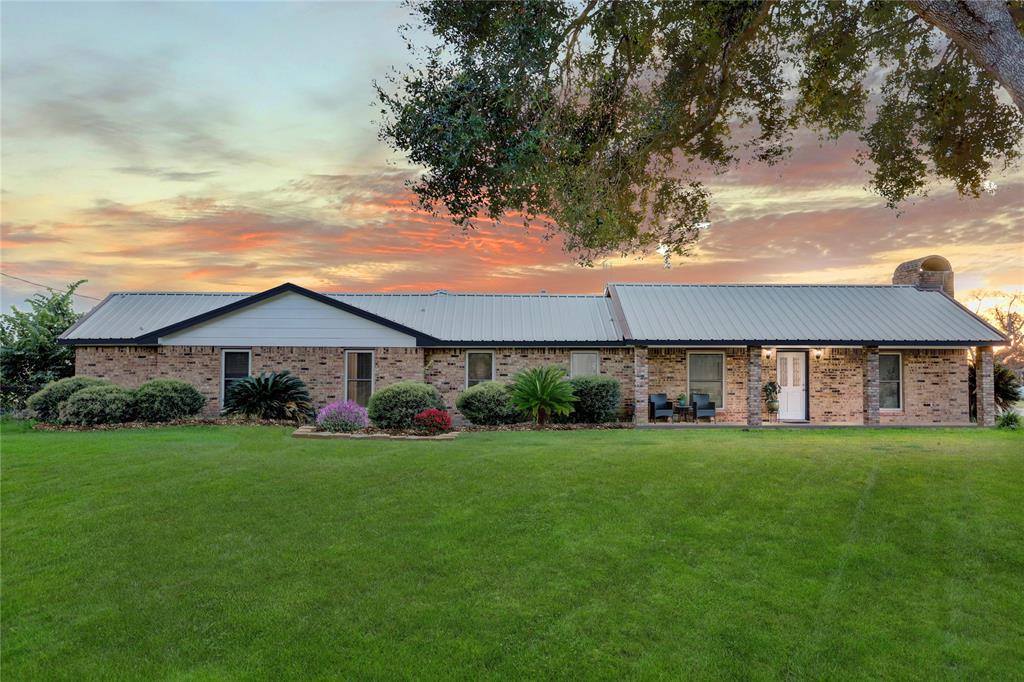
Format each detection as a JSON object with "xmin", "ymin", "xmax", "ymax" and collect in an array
[
  {"xmin": 61, "ymin": 289, "xmax": 622, "ymax": 344},
  {"xmin": 61, "ymin": 282, "xmax": 1005, "ymax": 346},
  {"xmin": 332, "ymin": 293, "xmax": 621, "ymax": 343},
  {"xmin": 606, "ymin": 284, "xmax": 1005, "ymax": 345},
  {"xmin": 61, "ymin": 292, "xmax": 250, "ymax": 342}
]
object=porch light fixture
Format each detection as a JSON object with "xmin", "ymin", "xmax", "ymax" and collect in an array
[
  {"xmin": 764, "ymin": 348, "xmax": 772, "ymax": 360},
  {"xmin": 814, "ymin": 348, "xmax": 823, "ymax": 360}
]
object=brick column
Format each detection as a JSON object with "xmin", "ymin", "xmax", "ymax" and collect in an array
[
  {"xmin": 863, "ymin": 346, "xmax": 880, "ymax": 425},
  {"xmin": 633, "ymin": 346, "xmax": 649, "ymax": 424},
  {"xmin": 747, "ymin": 346, "xmax": 762, "ymax": 427},
  {"xmin": 976, "ymin": 346, "xmax": 995, "ymax": 426}
]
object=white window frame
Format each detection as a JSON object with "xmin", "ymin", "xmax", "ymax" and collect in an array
[
  {"xmin": 879, "ymin": 352, "xmax": 902, "ymax": 411},
  {"xmin": 220, "ymin": 348, "xmax": 252, "ymax": 407},
  {"xmin": 465, "ymin": 350, "xmax": 496, "ymax": 388},
  {"xmin": 344, "ymin": 349, "xmax": 375, "ymax": 404},
  {"xmin": 687, "ymin": 351, "xmax": 726, "ymax": 410},
  {"xmin": 569, "ymin": 351, "xmax": 601, "ymax": 378}
]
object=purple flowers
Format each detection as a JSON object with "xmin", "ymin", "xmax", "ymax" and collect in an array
[{"xmin": 316, "ymin": 400, "xmax": 369, "ymax": 433}]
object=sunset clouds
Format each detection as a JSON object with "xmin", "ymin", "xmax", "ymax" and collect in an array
[{"xmin": 1, "ymin": 2, "xmax": 1021, "ymax": 311}]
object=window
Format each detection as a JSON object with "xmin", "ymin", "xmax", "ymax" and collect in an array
[
  {"xmin": 570, "ymin": 351, "xmax": 600, "ymax": 377},
  {"xmin": 222, "ymin": 349, "xmax": 251, "ymax": 405},
  {"xmin": 688, "ymin": 352, "xmax": 724, "ymax": 408},
  {"xmin": 466, "ymin": 351, "xmax": 494, "ymax": 387},
  {"xmin": 879, "ymin": 353, "xmax": 902, "ymax": 410},
  {"xmin": 345, "ymin": 351, "xmax": 374, "ymax": 406}
]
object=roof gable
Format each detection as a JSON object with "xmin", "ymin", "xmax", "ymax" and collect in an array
[{"xmin": 159, "ymin": 289, "xmax": 418, "ymax": 347}]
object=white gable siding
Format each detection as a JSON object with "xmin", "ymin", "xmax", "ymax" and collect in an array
[{"xmin": 159, "ymin": 292, "xmax": 416, "ymax": 347}]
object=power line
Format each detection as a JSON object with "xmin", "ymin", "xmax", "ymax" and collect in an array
[{"xmin": 0, "ymin": 272, "xmax": 103, "ymax": 301}]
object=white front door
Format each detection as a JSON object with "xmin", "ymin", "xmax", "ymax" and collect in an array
[{"xmin": 777, "ymin": 352, "xmax": 807, "ymax": 421}]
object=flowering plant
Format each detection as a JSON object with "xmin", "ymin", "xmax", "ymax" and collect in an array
[
  {"xmin": 316, "ymin": 399, "xmax": 369, "ymax": 432},
  {"xmin": 412, "ymin": 408, "xmax": 453, "ymax": 435}
]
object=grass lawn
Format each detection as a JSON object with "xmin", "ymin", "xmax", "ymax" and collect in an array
[{"xmin": 2, "ymin": 424, "xmax": 1022, "ymax": 680}]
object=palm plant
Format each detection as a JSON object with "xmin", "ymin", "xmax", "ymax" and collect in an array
[
  {"xmin": 221, "ymin": 371, "xmax": 314, "ymax": 422},
  {"xmin": 508, "ymin": 365, "xmax": 576, "ymax": 426}
]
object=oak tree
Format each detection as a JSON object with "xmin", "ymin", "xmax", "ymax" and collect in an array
[{"xmin": 377, "ymin": 0, "xmax": 1024, "ymax": 264}]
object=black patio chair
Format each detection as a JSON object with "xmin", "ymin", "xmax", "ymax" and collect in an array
[
  {"xmin": 648, "ymin": 393, "xmax": 674, "ymax": 422},
  {"xmin": 691, "ymin": 392, "xmax": 717, "ymax": 423}
]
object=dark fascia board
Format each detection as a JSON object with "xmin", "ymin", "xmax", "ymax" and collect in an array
[
  {"xmin": 418, "ymin": 340, "xmax": 630, "ymax": 348},
  {"xmin": 59, "ymin": 282, "xmax": 443, "ymax": 346},
  {"xmin": 629, "ymin": 339, "xmax": 1004, "ymax": 347},
  {"xmin": 58, "ymin": 338, "xmax": 158, "ymax": 346}
]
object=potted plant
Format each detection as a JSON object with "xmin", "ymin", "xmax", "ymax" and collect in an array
[{"xmin": 763, "ymin": 381, "xmax": 781, "ymax": 414}]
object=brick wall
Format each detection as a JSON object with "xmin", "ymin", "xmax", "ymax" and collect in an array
[
  {"xmin": 760, "ymin": 348, "xmax": 866, "ymax": 424},
  {"xmin": 647, "ymin": 347, "xmax": 748, "ymax": 423},
  {"xmin": 424, "ymin": 347, "xmax": 634, "ymax": 421},
  {"xmin": 75, "ymin": 346, "xmax": 159, "ymax": 387},
  {"xmin": 76, "ymin": 345, "xmax": 426, "ymax": 417},
  {"xmin": 879, "ymin": 348, "xmax": 970, "ymax": 425},
  {"xmin": 74, "ymin": 344, "xmax": 972, "ymax": 424}
]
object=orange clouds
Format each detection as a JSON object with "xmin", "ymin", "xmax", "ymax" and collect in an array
[{"xmin": 2, "ymin": 159, "xmax": 1022, "ymax": 312}]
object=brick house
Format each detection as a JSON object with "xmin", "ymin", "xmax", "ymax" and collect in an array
[{"xmin": 60, "ymin": 256, "xmax": 1005, "ymax": 426}]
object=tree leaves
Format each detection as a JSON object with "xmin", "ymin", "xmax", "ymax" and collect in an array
[{"xmin": 377, "ymin": 0, "xmax": 1024, "ymax": 264}]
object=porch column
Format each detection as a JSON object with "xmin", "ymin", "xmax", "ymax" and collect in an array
[
  {"xmin": 747, "ymin": 346, "xmax": 762, "ymax": 427},
  {"xmin": 976, "ymin": 346, "xmax": 995, "ymax": 426},
  {"xmin": 863, "ymin": 346, "xmax": 880, "ymax": 425},
  {"xmin": 633, "ymin": 346, "xmax": 649, "ymax": 424}
]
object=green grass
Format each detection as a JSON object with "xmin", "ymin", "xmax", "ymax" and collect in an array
[{"xmin": 3, "ymin": 425, "xmax": 1022, "ymax": 680}]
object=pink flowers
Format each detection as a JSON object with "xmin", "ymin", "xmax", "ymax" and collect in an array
[
  {"xmin": 413, "ymin": 408, "xmax": 453, "ymax": 435},
  {"xmin": 316, "ymin": 400, "xmax": 369, "ymax": 432}
]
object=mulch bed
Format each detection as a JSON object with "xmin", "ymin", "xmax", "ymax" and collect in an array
[
  {"xmin": 31, "ymin": 418, "xmax": 302, "ymax": 432},
  {"xmin": 31, "ymin": 419, "xmax": 637, "ymax": 434},
  {"xmin": 458, "ymin": 422, "xmax": 634, "ymax": 432}
]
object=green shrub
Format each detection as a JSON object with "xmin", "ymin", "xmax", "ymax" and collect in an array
[
  {"xmin": 555, "ymin": 375, "xmax": 620, "ymax": 423},
  {"xmin": 368, "ymin": 381, "xmax": 444, "ymax": 429},
  {"xmin": 996, "ymin": 411, "xmax": 1020, "ymax": 429},
  {"xmin": 455, "ymin": 381, "xmax": 524, "ymax": 425},
  {"xmin": 26, "ymin": 376, "xmax": 110, "ymax": 422},
  {"xmin": 132, "ymin": 379, "xmax": 206, "ymax": 422},
  {"xmin": 58, "ymin": 385, "xmax": 134, "ymax": 425},
  {"xmin": 221, "ymin": 371, "xmax": 314, "ymax": 422},
  {"xmin": 509, "ymin": 366, "xmax": 576, "ymax": 426}
]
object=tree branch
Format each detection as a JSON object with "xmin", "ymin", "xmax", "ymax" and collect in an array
[{"xmin": 906, "ymin": 0, "xmax": 1024, "ymax": 112}]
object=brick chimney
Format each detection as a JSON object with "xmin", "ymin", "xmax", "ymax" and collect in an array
[{"xmin": 892, "ymin": 255, "xmax": 954, "ymax": 298}]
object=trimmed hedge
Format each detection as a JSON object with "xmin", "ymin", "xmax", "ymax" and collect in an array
[
  {"xmin": 455, "ymin": 381, "xmax": 524, "ymax": 425},
  {"xmin": 368, "ymin": 381, "xmax": 444, "ymax": 429},
  {"xmin": 555, "ymin": 375, "xmax": 621, "ymax": 423},
  {"xmin": 26, "ymin": 376, "xmax": 110, "ymax": 422},
  {"xmin": 132, "ymin": 379, "xmax": 206, "ymax": 422},
  {"xmin": 58, "ymin": 385, "xmax": 134, "ymax": 425}
]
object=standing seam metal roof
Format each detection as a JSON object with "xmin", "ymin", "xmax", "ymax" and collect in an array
[
  {"xmin": 606, "ymin": 283, "xmax": 1004, "ymax": 343},
  {"xmin": 59, "ymin": 283, "xmax": 1005, "ymax": 345}
]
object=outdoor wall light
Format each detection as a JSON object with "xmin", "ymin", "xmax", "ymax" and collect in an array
[
  {"xmin": 814, "ymin": 348, "xmax": 823, "ymax": 360},
  {"xmin": 764, "ymin": 348, "xmax": 772, "ymax": 360}
]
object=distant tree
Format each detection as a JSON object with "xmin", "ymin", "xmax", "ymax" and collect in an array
[
  {"xmin": 377, "ymin": 0, "xmax": 1024, "ymax": 265},
  {"xmin": 0, "ymin": 282, "xmax": 84, "ymax": 410},
  {"xmin": 967, "ymin": 290, "xmax": 1022, "ymax": 369}
]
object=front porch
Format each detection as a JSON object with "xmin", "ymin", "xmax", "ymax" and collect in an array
[{"xmin": 632, "ymin": 345, "xmax": 993, "ymax": 427}]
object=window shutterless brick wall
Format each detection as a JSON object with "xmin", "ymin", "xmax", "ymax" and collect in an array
[
  {"xmin": 76, "ymin": 345, "xmax": 425, "ymax": 417},
  {"xmin": 647, "ymin": 347, "xmax": 748, "ymax": 423},
  {"xmin": 878, "ymin": 348, "xmax": 969, "ymax": 425},
  {"xmin": 75, "ymin": 344, "xmax": 972, "ymax": 424},
  {"xmin": 424, "ymin": 347, "xmax": 635, "ymax": 422}
]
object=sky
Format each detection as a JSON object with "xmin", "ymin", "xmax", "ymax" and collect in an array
[{"xmin": 2, "ymin": 1, "xmax": 1022, "ymax": 314}]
